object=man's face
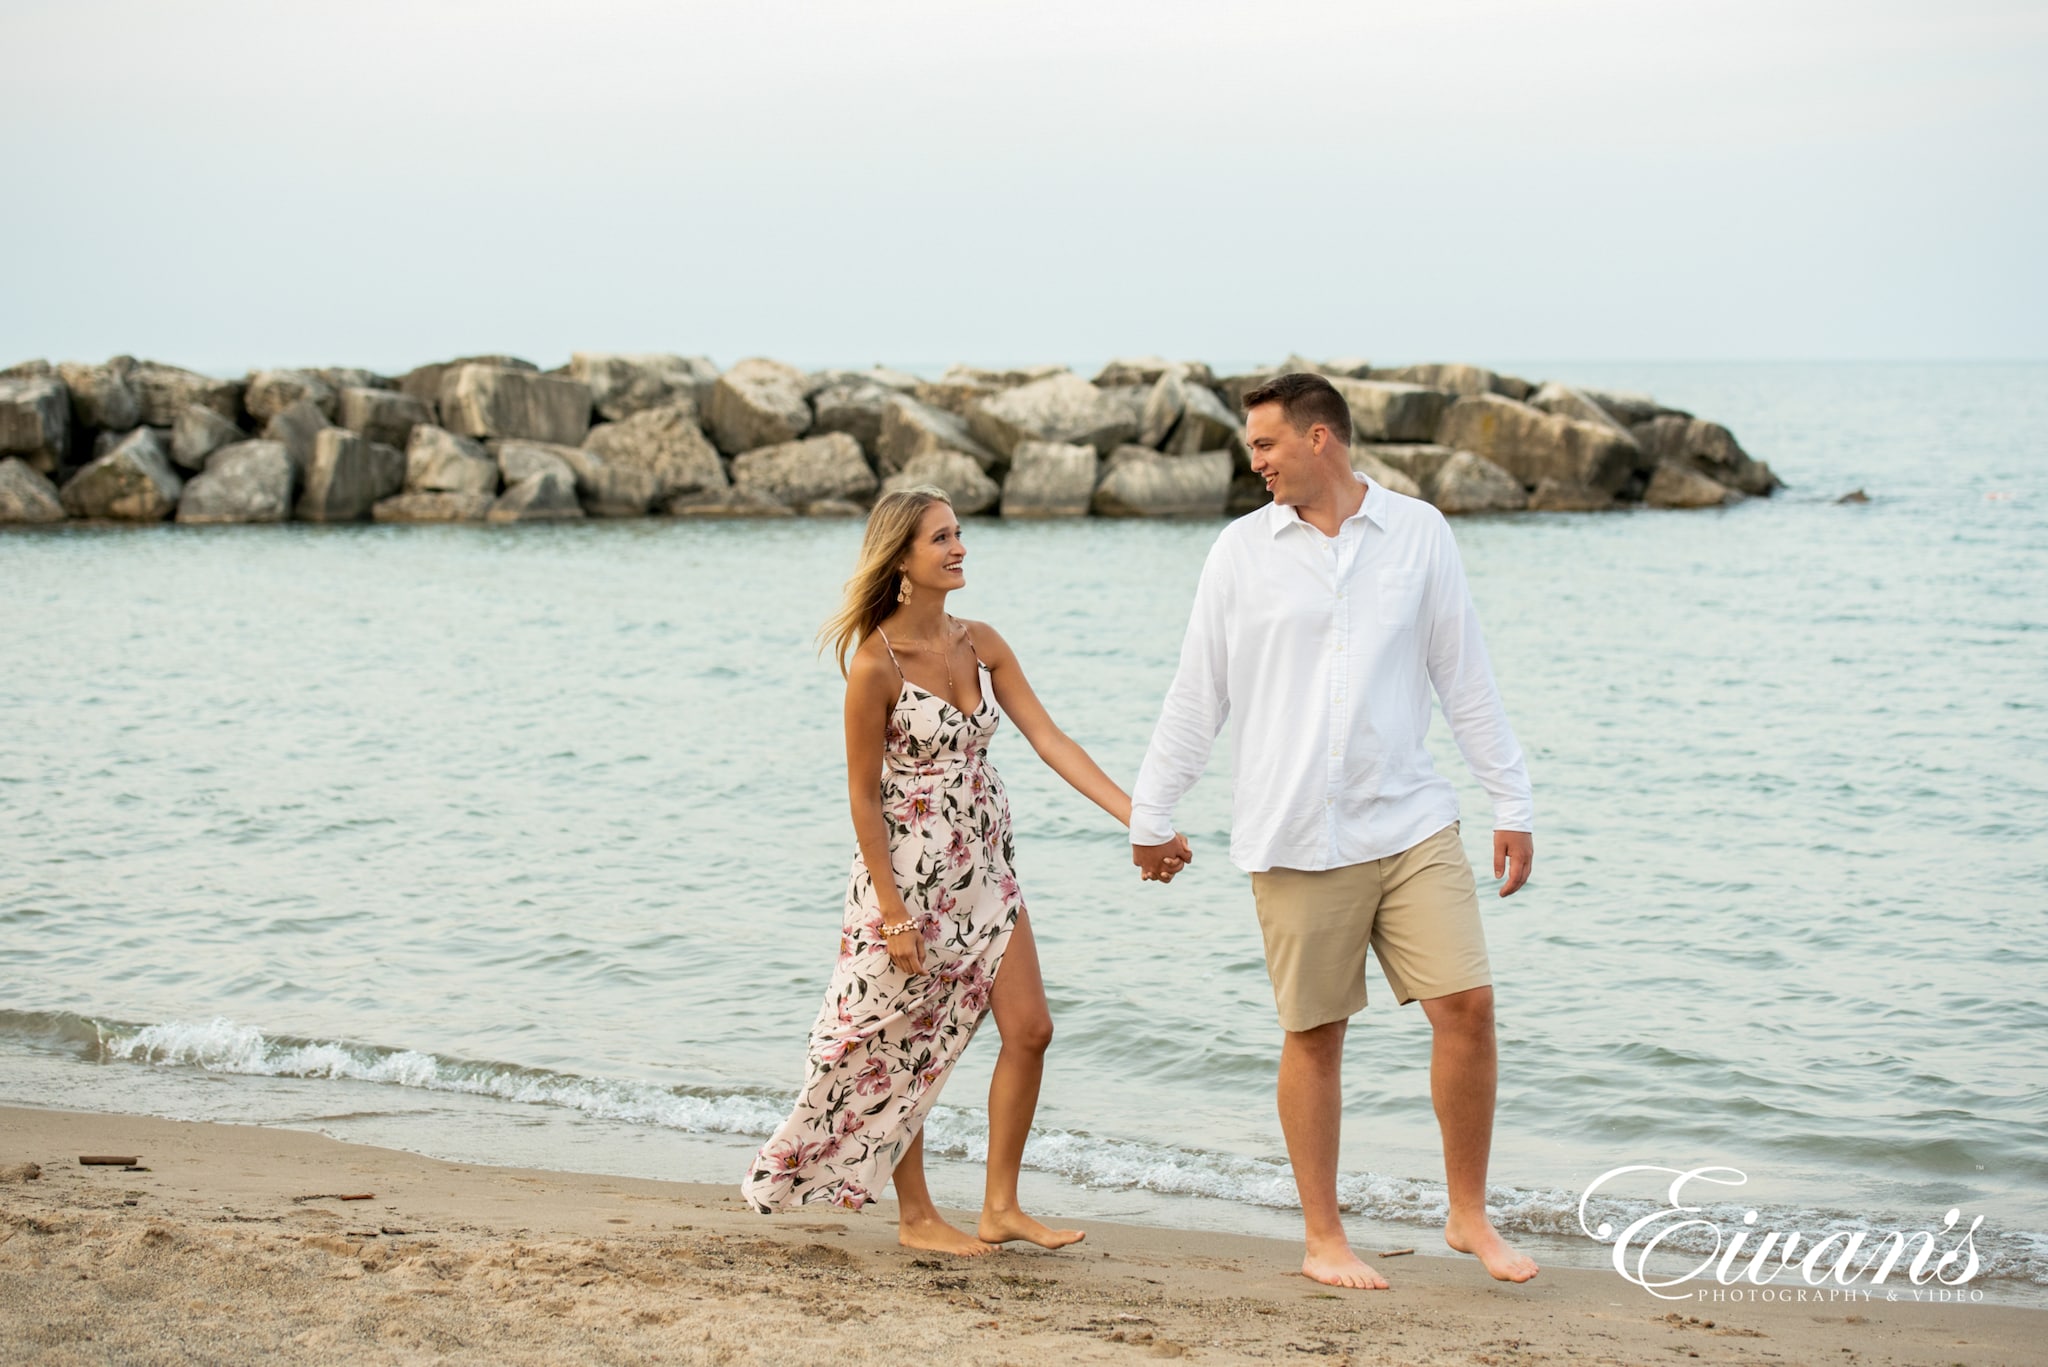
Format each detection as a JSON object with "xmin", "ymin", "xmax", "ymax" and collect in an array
[{"xmin": 1245, "ymin": 402, "xmax": 1330, "ymax": 506}]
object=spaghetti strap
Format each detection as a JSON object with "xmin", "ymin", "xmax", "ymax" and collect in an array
[
  {"xmin": 875, "ymin": 628, "xmax": 905, "ymax": 677},
  {"xmin": 961, "ymin": 621, "xmax": 988, "ymax": 670}
]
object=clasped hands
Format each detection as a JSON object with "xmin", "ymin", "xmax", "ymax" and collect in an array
[{"xmin": 1131, "ymin": 833, "xmax": 1194, "ymax": 884}]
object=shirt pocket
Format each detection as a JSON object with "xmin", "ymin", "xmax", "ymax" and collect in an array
[{"xmin": 1377, "ymin": 566, "xmax": 1424, "ymax": 629}]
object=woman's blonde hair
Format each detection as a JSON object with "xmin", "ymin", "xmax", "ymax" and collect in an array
[{"xmin": 819, "ymin": 485, "xmax": 954, "ymax": 675}]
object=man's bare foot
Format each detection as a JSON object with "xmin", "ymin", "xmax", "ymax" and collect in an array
[
  {"xmin": 1445, "ymin": 1213, "xmax": 1539, "ymax": 1282},
  {"xmin": 899, "ymin": 1212, "xmax": 996, "ymax": 1256},
  {"xmin": 1301, "ymin": 1236, "xmax": 1389, "ymax": 1290},
  {"xmin": 977, "ymin": 1207, "xmax": 1085, "ymax": 1249}
]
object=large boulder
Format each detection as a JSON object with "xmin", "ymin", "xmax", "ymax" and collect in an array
[
  {"xmin": 1372, "ymin": 362, "xmax": 1519, "ymax": 399},
  {"xmin": 1328, "ymin": 378, "xmax": 1448, "ymax": 443},
  {"xmin": 553, "ymin": 443, "xmax": 663, "ymax": 517},
  {"xmin": 805, "ymin": 366, "xmax": 920, "ymax": 396},
  {"xmin": 372, "ymin": 490, "xmax": 496, "ymax": 523},
  {"xmin": 0, "ymin": 375, "xmax": 70, "ymax": 473},
  {"xmin": 1436, "ymin": 393, "xmax": 1638, "ymax": 494},
  {"xmin": 57, "ymin": 359, "xmax": 142, "ymax": 432},
  {"xmin": 488, "ymin": 469, "xmax": 586, "ymax": 523},
  {"xmin": 665, "ymin": 486, "xmax": 796, "ymax": 518},
  {"xmin": 1000, "ymin": 441, "xmax": 1098, "ymax": 518},
  {"xmin": 1092, "ymin": 356, "xmax": 1176, "ymax": 387},
  {"xmin": 1362, "ymin": 444, "xmax": 1456, "ymax": 501},
  {"xmin": 1528, "ymin": 381, "xmax": 1636, "ymax": 440},
  {"xmin": 1527, "ymin": 478, "xmax": 1616, "ymax": 512},
  {"xmin": 582, "ymin": 403, "xmax": 726, "ymax": 503},
  {"xmin": 176, "ymin": 441, "xmax": 296, "ymax": 524},
  {"xmin": 942, "ymin": 363, "xmax": 1069, "ymax": 388},
  {"xmin": 1092, "ymin": 447, "xmax": 1231, "ymax": 518},
  {"xmin": 1215, "ymin": 369, "xmax": 1279, "ymax": 412},
  {"xmin": 810, "ymin": 380, "xmax": 897, "ymax": 459},
  {"xmin": 263, "ymin": 398, "xmax": 332, "ymax": 476},
  {"xmin": 876, "ymin": 394, "xmax": 998, "ymax": 475},
  {"xmin": 405, "ymin": 425, "xmax": 498, "ymax": 495},
  {"xmin": 705, "ymin": 357, "xmax": 811, "ymax": 454},
  {"xmin": 496, "ymin": 439, "xmax": 577, "ymax": 486},
  {"xmin": 170, "ymin": 404, "xmax": 244, "ymax": 472},
  {"xmin": 59, "ymin": 428, "xmax": 183, "ymax": 520},
  {"xmin": 1136, "ymin": 369, "xmax": 1188, "ymax": 447},
  {"xmin": 0, "ymin": 458, "xmax": 65, "ymax": 523},
  {"xmin": 731, "ymin": 432, "xmax": 876, "ymax": 506},
  {"xmin": 568, "ymin": 352, "xmax": 718, "ymax": 421},
  {"xmin": 1429, "ymin": 450, "xmax": 1529, "ymax": 514},
  {"xmin": 337, "ymin": 387, "xmax": 433, "ymax": 448},
  {"xmin": 1163, "ymin": 384, "xmax": 1241, "ymax": 456},
  {"xmin": 245, "ymin": 369, "xmax": 338, "ymax": 423},
  {"xmin": 131, "ymin": 362, "xmax": 240, "ymax": 426},
  {"xmin": 439, "ymin": 365, "xmax": 591, "ymax": 445},
  {"xmin": 395, "ymin": 354, "xmax": 536, "ymax": 412},
  {"xmin": 881, "ymin": 449, "xmax": 999, "ymax": 515},
  {"xmin": 316, "ymin": 367, "xmax": 389, "ymax": 393},
  {"xmin": 968, "ymin": 372, "xmax": 1137, "ymax": 460},
  {"xmin": 1644, "ymin": 458, "xmax": 1740, "ymax": 508},
  {"xmin": 912, "ymin": 378, "xmax": 1000, "ymax": 417},
  {"xmin": 297, "ymin": 428, "xmax": 401, "ymax": 522},
  {"xmin": 1579, "ymin": 386, "xmax": 1687, "ymax": 426},
  {"xmin": 1631, "ymin": 416, "xmax": 1778, "ymax": 495},
  {"xmin": 1347, "ymin": 449, "xmax": 1423, "ymax": 499}
]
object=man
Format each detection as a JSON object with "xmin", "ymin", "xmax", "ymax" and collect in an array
[{"xmin": 1130, "ymin": 372, "xmax": 1538, "ymax": 1290}]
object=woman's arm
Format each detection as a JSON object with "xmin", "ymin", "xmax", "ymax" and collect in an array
[
  {"xmin": 971, "ymin": 621, "xmax": 1136, "ymax": 829},
  {"xmin": 845, "ymin": 646, "xmax": 923, "ymax": 974}
]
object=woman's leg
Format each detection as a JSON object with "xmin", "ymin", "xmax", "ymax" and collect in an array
[
  {"xmin": 891, "ymin": 1128, "xmax": 993, "ymax": 1255},
  {"xmin": 977, "ymin": 910, "xmax": 1085, "ymax": 1248}
]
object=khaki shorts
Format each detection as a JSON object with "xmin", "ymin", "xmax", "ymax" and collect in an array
[{"xmin": 1248, "ymin": 821, "xmax": 1492, "ymax": 1031}]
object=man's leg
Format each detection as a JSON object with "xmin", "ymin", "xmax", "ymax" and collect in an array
[
  {"xmin": 1418, "ymin": 984, "xmax": 1537, "ymax": 1281},
  {"xmin": 1278, "ymin": 1018, "xmax": 1388, "ymax": 1290}
]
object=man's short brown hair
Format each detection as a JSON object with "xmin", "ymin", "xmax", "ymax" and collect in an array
[{"xmin": 1241, "ymin": 372, "xmax": 1351, "ymax": 448}]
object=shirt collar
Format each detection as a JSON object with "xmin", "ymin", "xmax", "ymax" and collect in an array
[{"xmin": 1265, "ymin": 470, "xmax": 1387, "ymax": 537}]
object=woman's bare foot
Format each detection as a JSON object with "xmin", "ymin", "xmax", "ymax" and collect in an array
[
  {"xmin": 1444, "ymin": 1212, "xmax": 1539, "ymax": 1282},
  {"xmin": 1301, "ymin": 1234, "xmax": 1389, "ymax": 1290},
  {"xmin": 899, "ymin": 1212, "xmax": 996, "ymax": 1256},
  {"xmin": 977, "ymin": 1207, "xmax": 1085, "ymax": 1249}
]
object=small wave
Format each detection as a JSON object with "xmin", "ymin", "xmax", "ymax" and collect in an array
[{"xmin": 6, "ymin": 1007, "xmax": 2043, "ymax": 1288}]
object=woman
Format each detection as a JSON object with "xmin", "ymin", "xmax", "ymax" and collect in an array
[{"xmin": 742, "ymin": 487, "xmax": 1190, "ymax": 1254}]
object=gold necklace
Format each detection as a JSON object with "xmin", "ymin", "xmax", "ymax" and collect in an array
[{"xmin": 893, "ymin": 616, "xmax": 957, "ymax": 695}]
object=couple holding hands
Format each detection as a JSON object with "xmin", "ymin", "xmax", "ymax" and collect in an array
[{"xmin": 742, "ymin": 373, "xmax": 1538, "ymax": 1290}]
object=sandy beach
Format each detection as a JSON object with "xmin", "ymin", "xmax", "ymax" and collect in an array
[{"xmin": 0, "ymin": 1106, "xmax": 2034, "ymax": 1365}]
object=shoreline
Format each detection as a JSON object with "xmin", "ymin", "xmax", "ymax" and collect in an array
[{"xmin": 2, "ymin": 1106, "xmax": 2037, "ymax": 1365}]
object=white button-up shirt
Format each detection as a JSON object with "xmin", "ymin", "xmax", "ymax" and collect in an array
[{"xmin": 1131, "ymin": 473, "xmax": 1533, "ymax": 872}]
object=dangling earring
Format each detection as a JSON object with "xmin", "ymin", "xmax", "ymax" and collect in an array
[{"xmin": 897, "ymin": 572, "xmax": 912, "ymax": 605}]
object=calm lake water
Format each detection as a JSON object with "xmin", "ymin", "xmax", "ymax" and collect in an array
[{"xmin": 3, "ymin": 362, "xmax": 2044, "ymax": 1298}]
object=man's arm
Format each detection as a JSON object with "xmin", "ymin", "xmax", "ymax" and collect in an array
[
  {"xmin": 1422, "ymin": 515, "xmax": 1535, "ymax": 895},
  {"xmin": 1130, "ymin": 539, "xmax": 1234, "ymax": 874}
]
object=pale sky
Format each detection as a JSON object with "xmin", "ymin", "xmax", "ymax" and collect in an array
[{"xmin": 4, "ymin": 0, "xmax": 2043, "ymax": 374}]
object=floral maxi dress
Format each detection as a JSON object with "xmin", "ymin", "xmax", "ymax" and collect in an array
[{"xmin": 742, "ymin": 634, "xmax": 1022, "ymax": 1212}]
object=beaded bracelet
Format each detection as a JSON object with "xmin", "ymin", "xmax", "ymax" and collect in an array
[{"xmin": 880, "ymin": 920, "xmax": 921, "ymax": 937}]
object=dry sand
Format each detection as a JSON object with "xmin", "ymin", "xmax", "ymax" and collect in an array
[{"xmin": 1, "ymin": 1105, "xmax": 2035, "ymax": 1365}]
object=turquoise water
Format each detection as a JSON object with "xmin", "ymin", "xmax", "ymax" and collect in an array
[{"xmin": 3, "ymin": 362, "xmax": 2043, "ymax": 1297}]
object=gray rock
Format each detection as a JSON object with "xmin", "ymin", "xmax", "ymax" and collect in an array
[
  {"xmin": 1528, "ymin": 381, "xmax": 1638, "ymax": 441},
  {"xmin": 405, "ymin": 425, "xmax": 498, "ymax": 495},
  {"xmin": 296, "ymin": 428, "xmax": 384, "ymax": 522},
  {"xmin": 131, "ymin": 362, "xmax": 241, "ymax": 427},
  {"xmin": 801, "ymin": 499, "xmax": 867, "ymax": 518},
  {"xmin": 396, "ymin": 354, "xmax": 537, "ymax": 413},
  {"xmin": 1000, "ymin": 441, "xmax": 1098, "ymax": 518},
  {"xmin": 59, "ymin": 428, "xmax": 183, "ymax": 520},
  {"xmin": 942, "ymin": 363, "xmax": 1069, "ymax": 388},
  {"xmin": 0, "ymin": 457, "xmax": 65, "ymax": 523},
  {"xmin": 1430, "ymin": 450, "xmax": 1529, "ymax": 514},
  {"xmin": 804, "ymin": 366, "xmax": 920, "ymax": 396},
  {"xmin": 245, "ymin": 369, "xmax": 338, "ymax": 423},
  {"xmin": 1526, "ymin": 478, "xmax": 1616, "ymax": 512},
  {"xmin": 1321, "ymin": 357, "xmax": 1375, "ymax": 380},
  {"xmin": 876, "ymin": 394, "xmax": 998, "ymax": 475},
  {"xmin": 316, "ymin": 367, "xmax": 390, "ymax": 393},
  {"xmin": 488, "ymin": 469, "xmax": 586, "ymax": 523},
  {"xmin": 1362, "ymin": 444, "xmax": 1457, "ymax": 501},
  {"xmin": 496, "ymin": 439, "xmax": 578, "ymax": 486},
  {"xmin": 731, "ymin": 432, "xmax": 877, "ymax": 506},
  {"xmin": 1579, "ymin": 386, "xmax": 1687, "ymax": 426},
  {"xmin": 1631, "ymin": 416, "xmax": 1779, "ymax": 495},
  {"xmin": 57, "ymin": 359, "xmax": 142, "ymax": 432},
  {"xmin": 1436, "ymin": 394, "xmax": 1638, "ymax": 494},
  {"xmin": 171, "ymin": 404, "xmax": 244, "ymax": 472},
  {"xmin": 1214, "ymin": 370, "xmax": 1279, "ymax": 412},
  {"xmin": 263, "ymin": 398, "xmax": 332, "ymax": 476},
  {"xmin": 554, "ymin": 443, "xmax": 663, "ymax": 517},
  {"xmin": 1163, "ymin": 384, "xmax": 1241, "ymax": 456},
  {"xmin": 1092, "ymin": 447, "xmax": 1231, "ymax": 518},
  {"xmin": 371, "ymin": 490, "xmax": 496, "ymax": 523},
  {"xmin": 582, "ymin": 403, "xmax": 726, "ymax": 503},
  {"xmin": 881, "ymin": 449, "xmax": 999, "ymax": 515},
  {"xmin": 0, "ymin": 359, "xmax": 52, "ymax": 378},
  {"xmin": 1229, "ymin": 469, "xmax": 1272, "ymax": 515},
  {"xmin": 1348, "ymin": 449, "xmax": 1423, "ymax": 499},
  {"xmin": 569, "ymin": 352, "xmax": 717, "ymax": 422},
  {"xmin": 1328, "ymin": 378, "xmax": 1448, "ymax": 444},
  {"xmin": 439, "ymin": 365, "xmax": 591, "ymax": 446},
  {"xmin": 1136, "ymin": 369, "xmax": 1187, "ymax": 448},
  {"xmin": 176, "ymin": 441, "xmax": 296, "ymax": 524},
  {"xmin": 366, "ymin": 441, "xmax": 405, "ymax": 503},
  {"xmin": 337, "ymin": 387, "xmax": 433, "ymax": 448},
  {"xmin": 1836, "ymin": 488, "xmax": 1871, "ymax": 505},
  {"xmin": 705, "ymin": 357, "xmax": 811, "ymax": 454},
  {"xmin": 665, "ymin": 486, "xmax": 795, "ymax": 518},
  {"xmin": 0, "ymin": 375, "xmax": 70, "ymax": 473},
  {"xmin": 968, "ymin": 373, "xmax": 1137, "ymax": 460},
  {"xmin": 1644, "ymin": 458, "xmax": 1741, "ymax": 508},
  {"xmin": 912, "ymin": 378, "xmax": 1000, "ymax": 417},
  {"xmin": 1092, "ymin": 356, "xmax": 1175, "ymax": 387},
  {"xmin": 1494, "ymin": 374, "xmax": 1536, "ymax": 402},
  {"xmin": 1371, "ymin": 362, "xmax": 1510, "ymax": 398},
  {"xmin": 809, "ymin": 381, "xmax": 896, "ymax": 459}
]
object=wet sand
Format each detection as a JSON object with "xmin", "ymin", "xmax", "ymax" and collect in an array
[{"xmin": 0, "ymin": 1106, "xmax": 2035, "ymax": 1365}]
